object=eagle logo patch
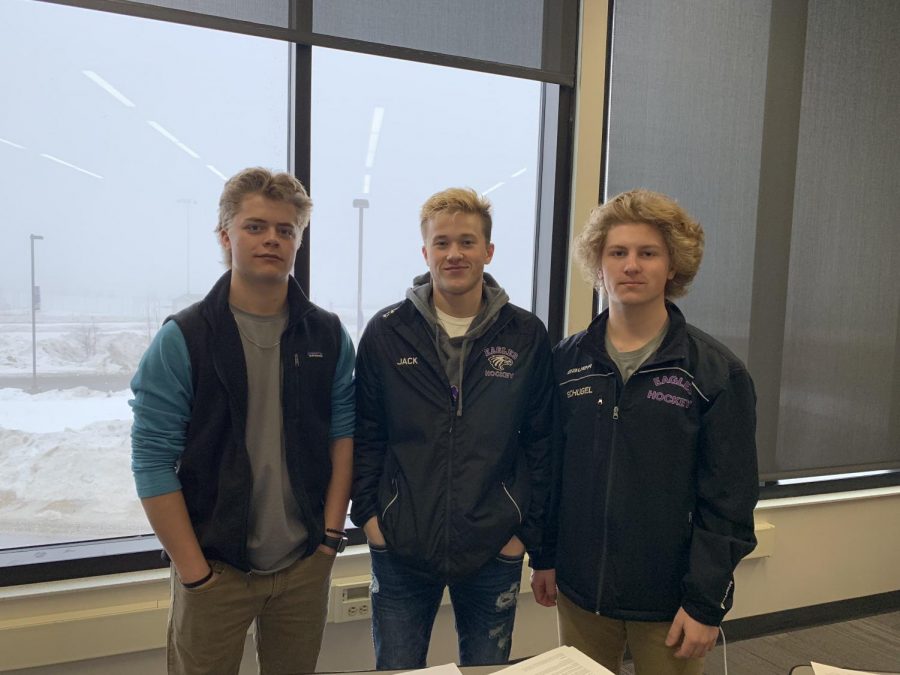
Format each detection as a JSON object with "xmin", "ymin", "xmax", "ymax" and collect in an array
[
  {"xmin": 483, "ymin": 346, "xmax": 519, "ymax": 380},
  {"xmin": 487, "ymin": 354, "xmax": 514, "ymax": 371}
]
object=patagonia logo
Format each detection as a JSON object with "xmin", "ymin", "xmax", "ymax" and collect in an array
[
  {"xmin": 396, "ymin": 356, "xmax": 418, "ymax": 366},
  {"xmin": 483, "ymin": 346, "xmax": 518, "ymax": 379},
  {"xmin": 566, "ymin": 364, "xmax": 592, "ymax": 375},
  {"xmin": 566, "ymin": 386, "xmax": 593, "ymax": 398},
  {"xmin": 653, "ymin": 374, "xmax": 692, "ymax": 394},
  {"xmin": 307, "ymin": 351, "xmax": 324, "ymax": 358},
  {"xmin": 646, "ymin": 389, "xmax": 692, "ymax": 409}
]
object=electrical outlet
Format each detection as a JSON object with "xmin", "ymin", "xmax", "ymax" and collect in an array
[{"xmin": 330, "ymin": 575, "xmax": 372, "ymax": 623}]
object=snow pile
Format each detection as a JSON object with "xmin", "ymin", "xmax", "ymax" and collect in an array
[
  {"xmin": 0, "ymin": 388, "xmax": 149, "ymax": 543},
  {"xmin": 0, "ymin": 386, "xmax": 132, "ymax": 432},
  {"xmin": 0, "ymin": 322, "xmax": 152, "ymax": 376}
]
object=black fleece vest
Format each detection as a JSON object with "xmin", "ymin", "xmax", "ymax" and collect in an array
[{"xmin": 170, "ymin": 272, "xmax": 341, "ymax": 571}]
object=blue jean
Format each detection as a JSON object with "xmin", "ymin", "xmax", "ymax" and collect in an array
[{"xmin": 369, "ymin": 545, "xmax": 523, "ymax": 669}]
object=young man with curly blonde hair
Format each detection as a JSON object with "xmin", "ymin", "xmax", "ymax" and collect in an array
[{"xmin": 531, "ymin": 189, "xmax": 758, "ymax": 674}]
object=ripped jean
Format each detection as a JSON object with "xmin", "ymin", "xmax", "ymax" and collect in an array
[{"xmin": 368, "ymin": 545, "xmax": 523, "ymax": 670}]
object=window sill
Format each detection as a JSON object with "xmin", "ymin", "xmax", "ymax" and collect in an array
[
  {"xmin": 757, "ymin": 484, "xmax": 900, "ymax": 511},
  {"xmin": 1, "ymin": 520, "xmax": 366, "ymax": 588}
]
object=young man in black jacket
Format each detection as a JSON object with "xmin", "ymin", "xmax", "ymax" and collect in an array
[
  {"xmin": 351, "ymin": 187, "xmax": 554, "ymax": 669},
  {"xmin": 531, "ymin": 189, "xmax": 758, "ymax": 674}
]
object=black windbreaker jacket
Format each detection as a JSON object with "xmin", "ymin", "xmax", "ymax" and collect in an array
[
  {"xmin": 536, "ymin": 302, "xmax": 758, "ymax": 625},
  {"xmin": 350, "ymin": 296, "xmax": 554, "ymax": 579}
]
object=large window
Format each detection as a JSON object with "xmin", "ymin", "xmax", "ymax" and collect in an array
[
  {"xmin": 0, "ymin": 1, "xmax": 289, "ymax": 552},
  {"xmin": 1, "ymin": 0, "xmax": 576, "ymax": 584},
  {"xmin": 310, "ymin": 48, "xmax": 542, "ymax": 336},
  {"xmin": 604, "ymin": 0, "xmax": 900, "ymax": 484}
]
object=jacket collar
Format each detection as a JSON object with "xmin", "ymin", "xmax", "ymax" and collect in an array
[
  {"xmin": 379, "ymin": 293, "xmax": 516, "ymax": 376},
  {"xmin": 199, "ymin": 270, "xmax": 315, "ymax": 328},
  {"xmin": 193, "ymin": 271, "xmax": 315, "ymax": 431},
  {"xmin": 577, "ymin": 300, "xmax": 689, "ymax": 366}
]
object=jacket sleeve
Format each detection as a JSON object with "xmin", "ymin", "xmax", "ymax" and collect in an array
[
  {"xmin": 329, "ymin": 324, "xmax": 356, "ymax": 439},
  {"xmin": 528, "ymin": 341, "xmax": 565, "ymax": 570},
  {"xmin": 129, "ymin": 320, "xmax": 193, "ymax": 499},
  {"xmin": 517, "ymin": 324, "xmax": 555, "ymax": 558},
  {"xmin": 681, "ymin": 362, "xmax": 759, "ymax": 625},
  {"xmin": 349, "ymin": 323, "xmax": 386, "ymax": 527}
]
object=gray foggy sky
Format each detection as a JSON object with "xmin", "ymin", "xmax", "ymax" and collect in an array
[{"xmin": 0, "ymin": 0, "xmax": 540, "ymax": 323}]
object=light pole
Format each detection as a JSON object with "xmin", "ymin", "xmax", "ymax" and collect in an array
[
  {"xmin": 30, "ymin": 234, "xmax": 44, "ymax": 392},
  {"xmin": 352, "ymin": 198, "xmax": 370, "ymax": 340}
]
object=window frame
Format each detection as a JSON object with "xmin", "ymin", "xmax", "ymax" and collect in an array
[{"xmin": 2, "ymin": 0, "xmax": 576, "ymax": 587}]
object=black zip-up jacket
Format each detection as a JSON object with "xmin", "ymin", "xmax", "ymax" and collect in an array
[
  {"xmin": 350, "ymin": 295, "xmax": 554, "ymax": 579},
  {"xmin": 535, "ymin": 303, "xmax": 758, "ymax": 626},
  {"xmin": 170, "ymin": 271, "xmax": 342, "ymax": 571}
]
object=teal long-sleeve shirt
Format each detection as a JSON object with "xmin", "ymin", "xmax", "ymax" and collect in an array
[{"xmin": 130, "ymin": 320, "xmax": 355, "ymax": 499}]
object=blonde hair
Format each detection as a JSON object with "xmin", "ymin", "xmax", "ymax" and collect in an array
[
  {"xmin": 575, "ymin": 189, "xmax": 704, "ymax": 298},
  {"xmin": 419, "ymin": 187, "xmax": 492, "ymax": 241},
  {"xmin": 216, "ymin": 167, "xmax": 312, "ymax": 268}
]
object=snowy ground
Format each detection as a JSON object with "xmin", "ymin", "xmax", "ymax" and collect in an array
[
  {"xmin": 0, "ymin": 319, "xmax": 152, "ymax": 377},
  {"xmin": 0, "ymin": 312, "xmax": 364, "ymax": 550},
  {"xmin": 0, "ymin": 321, "xmax": 153, "ymax": 548},
  {"xmin": 0, "ymin": 387, "xmax": 150, "ymax": 547}
]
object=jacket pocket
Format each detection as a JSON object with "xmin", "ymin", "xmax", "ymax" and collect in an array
[
  {"xmin": 501, "ymin": 481, "xmax": 523, "ymax": 524},
  {"xmin": 381, "ymin": 476, "xmax": 400, "ymax": 522},
  {"xmin": 179, "ymin": 560, "xmax": 226, "ymax": 595}
]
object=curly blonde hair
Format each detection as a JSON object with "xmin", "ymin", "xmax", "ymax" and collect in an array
[
  {"xmin": 575, "ymin": 189, "xmax": 704, "ymax": 298},
  {"xmin": 419, "ymin": 187, "xmax": 492, "ymax": 242},
  {"xmin": 216, "ymin": 167, "xmax": 312, "ymax": 268}
]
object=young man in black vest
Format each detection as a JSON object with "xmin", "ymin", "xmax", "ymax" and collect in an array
[
  {"xmin": 532, "ymin": 189, "xmax": 758, "ymax": 674},
  {"xmin": 351, "ymin": 187, "xmax": 554, "ymax": 669},
  {"xmin": 131, "ymin": 167, "xmax": 354, "ymax": 675}
]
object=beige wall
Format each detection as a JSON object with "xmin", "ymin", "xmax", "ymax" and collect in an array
[
  {"xmin": 733, "ymin": 489, "xmax": 900, "ymax": 620},
  {"xmin": 4, "ymin": 491, "xmax": 900, "ymax": 673}
]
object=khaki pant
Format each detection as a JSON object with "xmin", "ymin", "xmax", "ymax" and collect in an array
[
  {"xmin": 167, "ymin": 551, "xmax": 335, "ymax": 675},
  {"xmin": 557, "ymin": 592, "xmax": 704, "ymax": 675}
]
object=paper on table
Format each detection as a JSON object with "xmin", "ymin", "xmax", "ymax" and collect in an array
[
  {"xmin": 811, "ymin": 662, "xmax": 885, "ymax": 675},
  {"xmin": 399, "ymin": 665, "xmax": 463, "ymax": 675},
  {"xmin": 495, "ymin": 645, "xmax": 616, "ymax": 674}
]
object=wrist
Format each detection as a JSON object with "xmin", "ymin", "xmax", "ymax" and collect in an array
[
  {"xmin": 181, "ymin": 565, "xmax": 213, "ymax": 588},
  {"xmin": 321, "ymin": 532, "xmax": 347, "ymax": 553},
  {"xmin": 176, "ymin": 558, "xmax": 211, "ymax": 582}
]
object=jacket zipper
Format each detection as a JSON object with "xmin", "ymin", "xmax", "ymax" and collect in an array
[
  {"xmin": 595, "ymin": 372, "xmax": 625, "ymax": 614},
  {"xmin": 446, "ymin": 401, "xmax": 455, "ymax": 560},
  {"xmin": 592, "ymin": 361, "xmax": 682, "ymax": 611},
  {"xmin": 390, "ymin": 309, "xmax": 513, "ymax": 572},
  {"xmin": 288, "ymin": 347, "xmax": 320, "ymax": 554}
]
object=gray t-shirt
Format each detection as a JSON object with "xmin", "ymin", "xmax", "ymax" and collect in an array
[
  {"xmin": 605, "ymin": 320, "xmax": 668, "ymax": 383},
  {"xmin": 232, "ymin": 305, "xmax": 308, "ymax": 573}
]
